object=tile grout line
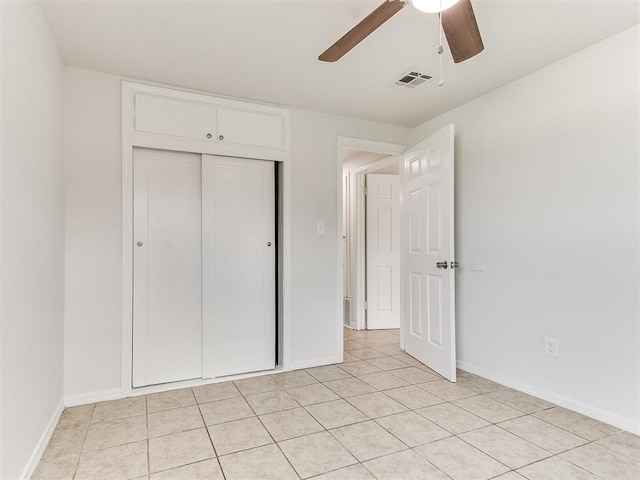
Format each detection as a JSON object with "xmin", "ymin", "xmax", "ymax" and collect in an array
[
  {"xmin": 194, "ymin": 386, "xmax": 228, "ymax": 480},
  {"xmin": 235, "ymin": 380, "xmax": 303, "ymax": 480},
  {"xmin": 34, "ymin": 330, "xmax": 637, "ymax": 480}
]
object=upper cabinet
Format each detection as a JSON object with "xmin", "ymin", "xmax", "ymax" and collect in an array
[
  {"xmin": 135, "ymin": 94, "xmax": 215, "ymax": 141},
  {"xmin": 217, "ymin": 107, "xmax": 283, "ymax": 150},
  {"xmin": 128, "ymin": 84, "xmax": 289, "ymax": 162}
]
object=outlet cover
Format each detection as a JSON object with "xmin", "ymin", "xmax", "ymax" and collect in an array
[{"xmin": 544, "ymin": 336, "xmax": 559, "ymax": 358}]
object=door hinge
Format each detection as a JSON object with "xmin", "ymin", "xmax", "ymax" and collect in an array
[
  {"xmin": 364, "ymin": 186, "xmax": 368, "ymax": 196},
  {"xmin": 364, "ymin": 301, "xmax": 368, "ymax": 310}
]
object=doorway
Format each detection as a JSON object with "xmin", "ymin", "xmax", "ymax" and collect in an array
[
  {"xmin": 337, "ymin": 127, "xmax": 457, "ymax": 382},
  {"xmin": 343, "ymin": 155, "xmax": 402, "ymax": 331},
  {"xmin": 338, "ymin": 138, "xmax": 406, "ymax": 336}
]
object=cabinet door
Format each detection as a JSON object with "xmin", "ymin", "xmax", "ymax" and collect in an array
[
  {"xmin": 135, "ymin": 93, "xmax": 214, "ymax": 141},
  {"xmin": 217, "ymin": 107, "xmax": 283, "ymax": 149}
]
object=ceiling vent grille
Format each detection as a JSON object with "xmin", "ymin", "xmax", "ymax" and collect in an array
[{"xmin": 392, "ymin": 70, "xmax": 433, "ymax": 89}]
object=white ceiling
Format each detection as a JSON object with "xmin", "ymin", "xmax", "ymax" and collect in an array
[{"xmin": 41, "ymin": 0, "xmax": 639, "ymax": 127}]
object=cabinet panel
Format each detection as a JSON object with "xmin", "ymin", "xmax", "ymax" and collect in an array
[
  {"xmin": 217, "ymin": 107, "xmax": 283, "ymax": 149},
  {"xmin": 135, "ymin": 94, "xmax": 214, "ymax": 141}
]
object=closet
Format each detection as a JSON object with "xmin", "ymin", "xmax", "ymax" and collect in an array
[{"xmin": 124, "ymin": 83, "xmax": 289, "ymax": 389}]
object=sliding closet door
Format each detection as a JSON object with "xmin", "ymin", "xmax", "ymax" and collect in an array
[
  {"xmin": 132, "ymin": 148, "xmax": 202, "ymax": 387},
  {"xmin": 202, "ymin": 155, "xmax": 276, "ymax": 378}
]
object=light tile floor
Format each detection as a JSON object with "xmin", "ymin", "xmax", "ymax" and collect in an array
[{"xmin": 33, "ymin": 328, "xmax": 640, "ymax": 480}]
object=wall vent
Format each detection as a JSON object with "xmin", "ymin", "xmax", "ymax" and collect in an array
[
  {"xmin": 392, "ymin": 70, "xmax": 433, "ymax": 89},
  {"xmin": 343, "ymin": 298, "xmax": 351, "ymax": 326}
]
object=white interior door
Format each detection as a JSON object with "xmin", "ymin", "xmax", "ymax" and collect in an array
[
  {"xmin": 366, "ymin": 174, "xmax": 400, "ymax": 330},
  {"xmin": 133, "ymin": 148, "xmax": 202, "ymax": 387},
  {"xmin": 401, "ymin": 124, "xmax": 456, "ymax": 382},
  {"xmin": 202, "ymin": 155, "xmax": 276, "ymax": 378}
]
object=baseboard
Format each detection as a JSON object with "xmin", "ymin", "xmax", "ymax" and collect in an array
[
  {"xmin": 287, "ymin": 355, "xmax": 343, "ymax": 371},
  {"xmin": 64, "ymin": 388, "xmax": 122, "ymax": 407},
  {"xmin": 457, "ymin": 360, "xmax": 639, "ymax": 435},
  {"xmin": 63, "ymin": 358, "xmax": 344, "ymax": 406},
  {"xmin": 20, "ymin": 398, "xmax": 64, "ymax": 480}
]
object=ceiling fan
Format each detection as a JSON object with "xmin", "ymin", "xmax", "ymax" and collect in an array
[{"xmin": 319, "ymin": 0, "xmax": 484, "ymax": 64}]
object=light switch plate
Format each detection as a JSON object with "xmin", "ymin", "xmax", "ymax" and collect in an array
[{"xmin": 316, "ymin": 220, "xmax": 325, "ymax": 235}]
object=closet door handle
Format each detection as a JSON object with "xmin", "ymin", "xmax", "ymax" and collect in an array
[
  {"xmin": 267, "ymin": 242, "xmax": 272, "ymax": 247},
  {"xmin": 206, "ymin": 133, "xmax": 212, "ymax": 139}
]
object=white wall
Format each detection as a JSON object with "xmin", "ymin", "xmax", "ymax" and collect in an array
[
  {"xmin": 0, "ymin": 2, "xmax": 65, "ymax": 478},
  {"xmin": 289, "ymin": 119, "xmax": 409, "ymax": 365},
  {"xmin": 63, "ymin": 68, "xmax": 123, "ymax": 400},
  {"xmin": 62, "ymin": 67, "xmax": 411, "ymax": 396},
  {"xmin": 411, "ymin": 25, "xmax": 640, "ymax": 430}
]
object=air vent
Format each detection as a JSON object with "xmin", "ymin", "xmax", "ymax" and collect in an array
[{"xmin": 392, "ymin": 70, "xmax": 433, "ymax": 89}]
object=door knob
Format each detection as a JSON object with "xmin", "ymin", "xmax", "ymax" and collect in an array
[
  {"xmin": 136, "ymin": 241, "xmax": 143, "ymax": 247},
  {"xmin": 436, "ymin": 261, "xmax": 448, "ymax": 269},
  {"xmin": 267, "ymin": 242, "xmax": 272, "ymax": 247},
  {"xmin": 450, "ymin": 261, "xmax": 459, "ymax": 269}
]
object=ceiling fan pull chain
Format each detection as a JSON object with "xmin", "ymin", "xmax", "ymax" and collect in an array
[{"xmin": 437, "ymin": 0, "xmax": 445, "ymax": 86}]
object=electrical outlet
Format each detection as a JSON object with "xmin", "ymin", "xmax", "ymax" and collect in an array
[{"xmin": 544, "ymin": 336, "xmax": 559, "ymax": 358}]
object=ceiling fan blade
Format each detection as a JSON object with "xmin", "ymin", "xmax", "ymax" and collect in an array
[
  {"xmin": 319, "ymin": 0, "xmax": 406, "ymax": 62},
  {"xmin": 441, "ymin": 0, "xmax": 484, "ymax": 63}
]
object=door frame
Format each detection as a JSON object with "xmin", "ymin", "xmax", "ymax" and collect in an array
[
  {"xmin": 121, "ymin": 82, "xmax": 292, "ymax": 397},
  {"xmin": 337, "ymin": 137, "xmax": 406, "ymax": 337}
]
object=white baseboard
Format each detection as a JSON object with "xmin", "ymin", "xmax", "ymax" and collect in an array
[
  {"xmin": 457, "ymin": 360, "xmax": 640, "ymax": 435},
  {"xmin": 287, "ymin": 355, "xmax": 343, "ymax": 371},
  {"xmin": 20, "ymin": 399, "xmax": 64, "ymax": 480},
  {"xmin": 63, "ymin": 357, "xmax": 343, "ymax": 406},
  {"xmin": 64, "ymin": 388, "xmax": 122, "ymax": 407}
]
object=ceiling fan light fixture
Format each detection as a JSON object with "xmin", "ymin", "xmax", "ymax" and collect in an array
[{"xmin": 407, "ymin": 0, "xmax": 461, "ymax": 13}]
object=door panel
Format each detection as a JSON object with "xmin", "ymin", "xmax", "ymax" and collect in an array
[
  {"xmin": 409, "ymin": 272, "xmax": 423, "ymax": 337},
  {"xmin": 133, "ymin": 148, "xmax": 202, "ymax": 387},
  {"xmin": 366, "ymin": 174, "xmax": 400, "ymax": 330},
  {"xmin": 202, "ymin": 155, "xmax": 276, "ymax": 378},
  {"xmin": 401, "ymin": 124, "xmax": 456, "ymax": 382},
  {"xmin": 134, "ymin": 94, "xmax": 214, "ymax": 141},
  {"xmin": 217, "ymin": 107, "xmax": 283, "ymax": 149}
]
